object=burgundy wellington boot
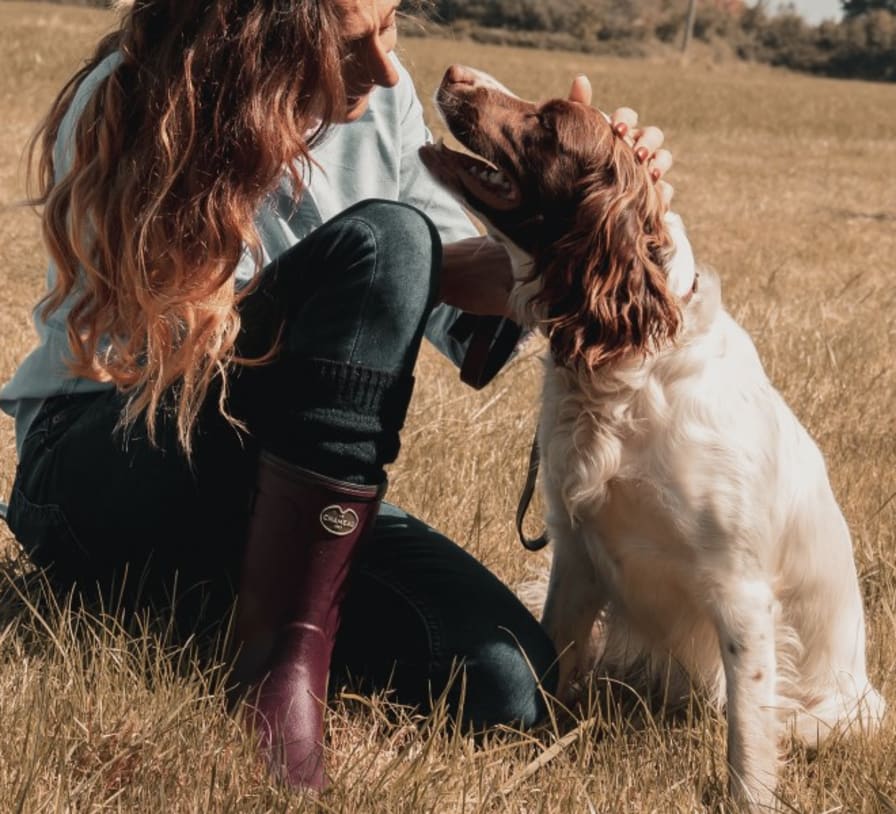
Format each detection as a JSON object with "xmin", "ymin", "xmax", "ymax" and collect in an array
[{"xmin": 233, "ymin": 450, "xmax": 384, "ymax": 791}]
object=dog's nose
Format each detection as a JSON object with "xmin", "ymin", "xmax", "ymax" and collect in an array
[
  {"xmin": 441, "ymin": 65, "xmax": 521, "ymax": 100},
  {"xmin": 444, "ymin": 64, "xmax": 477, "ymax": 87}
]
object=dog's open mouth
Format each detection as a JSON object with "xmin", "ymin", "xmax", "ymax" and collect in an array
[{"xmin": 420, "ymin": 139, "xmax": 521, "ymax": 212}]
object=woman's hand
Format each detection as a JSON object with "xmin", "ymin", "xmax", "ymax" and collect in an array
[
  {"xmin": 440, "ymin": 236, "xmax": 514, "ymax": 318},
  {"xmin": 568, "ymin": 75, "xmax": 675, "ymax": 207}
]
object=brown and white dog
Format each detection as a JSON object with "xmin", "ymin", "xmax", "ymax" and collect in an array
[{"xmin": 420, "ymin": 65, "xmax": 885, "ymax": 810}]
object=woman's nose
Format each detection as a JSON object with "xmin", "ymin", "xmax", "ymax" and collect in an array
[{"xmin": 368, "ymin": 40, "xmax": 398, "ymax": 88}]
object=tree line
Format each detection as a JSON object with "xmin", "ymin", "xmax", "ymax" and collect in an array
[{"xmin": 413, "ymin": 0, "xmax": 896, "ymax": 82}]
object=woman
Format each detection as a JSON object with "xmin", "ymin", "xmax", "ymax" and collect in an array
[{"xmin": 0, "ymin": 0, "xmax": 672, "ymax": 792}]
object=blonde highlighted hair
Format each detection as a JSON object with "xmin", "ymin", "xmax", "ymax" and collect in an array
[{"xmin": 29, "ymin": 0, "xmax": 350, "ymax": 455}]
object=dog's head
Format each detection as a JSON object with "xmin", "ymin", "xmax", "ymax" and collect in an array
[{"xmin": 420, "ymin": 65, "xmax": 683, "ymax": 368}]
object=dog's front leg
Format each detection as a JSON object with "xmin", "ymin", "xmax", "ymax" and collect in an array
[
  {"xmin": 541, "ymin": 530, "xmax": 606, "ymax": 700},
  {"xmin": 713, "ymin": 578, "xmax": 780, "ymax": 811}
]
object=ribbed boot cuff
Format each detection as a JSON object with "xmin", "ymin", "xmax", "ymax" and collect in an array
[{"xmin": 257, "ymin": 450, "xmax": 388, "ymax": 499}]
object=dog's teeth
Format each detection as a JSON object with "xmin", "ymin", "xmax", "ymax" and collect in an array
[
  {"xmin": 464, "ymin": 162, "xmax": 513, "ymax": 196},
  {"xmin": 481, "ymin": 168, "xmax": 509, "ymax": 186}
]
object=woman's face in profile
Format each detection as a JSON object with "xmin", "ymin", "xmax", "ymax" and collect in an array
[{"xmin": 335, "ymin": 0, "xmax": 401, "ymax": 121}]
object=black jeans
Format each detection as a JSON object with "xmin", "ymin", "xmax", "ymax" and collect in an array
[{"xmin": 7, "ymin": 200, "xmax": 557, "ymax": 729}]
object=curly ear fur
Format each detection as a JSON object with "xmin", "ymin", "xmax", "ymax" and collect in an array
[{"xmin": 532, "ymin": 138, "xmax": 682, "ymax": 368}]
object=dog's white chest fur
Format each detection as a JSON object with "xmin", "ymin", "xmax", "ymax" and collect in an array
[{"xmin": 537, "ymin": 270, "xmax": 884, "ymax": 808}]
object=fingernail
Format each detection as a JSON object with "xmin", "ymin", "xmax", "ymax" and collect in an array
[
  {"xmin": 613, "ymin": 122, "xmax": 628, "ymax": 138},
  {"xmin": 635, "ymin": 146, "xmax": 649, "ymax": 163}
]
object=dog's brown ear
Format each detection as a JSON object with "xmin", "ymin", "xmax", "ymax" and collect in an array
[{"xmin": 532, "ymin": 156, "xmax": 682, "ymax": 368}]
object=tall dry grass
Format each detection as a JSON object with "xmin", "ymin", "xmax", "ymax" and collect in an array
[{"xmin": 0, "ymin": 2, "xmax": 894, "ymax": 811}]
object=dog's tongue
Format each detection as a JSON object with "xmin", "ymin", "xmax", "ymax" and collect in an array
[{"xmin": 663, "ymin": 212, "xmax": 697, "ymax": 299}]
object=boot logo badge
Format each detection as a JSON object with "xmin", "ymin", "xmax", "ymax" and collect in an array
[{"xmin": 320, "ymin": 504, "xmax": 359, "ymax": 536}]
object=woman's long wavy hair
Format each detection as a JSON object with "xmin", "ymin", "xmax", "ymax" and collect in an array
[{"xmin": 28, "ymin": 0, "xmax": 349, "ymax": 455}]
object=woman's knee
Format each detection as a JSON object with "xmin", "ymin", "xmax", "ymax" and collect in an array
[
  {"xmin": 339, "ymin": 199, "xmax": 442, "ymax": 324},
  {"xmin": 274, "ymin": 199, "xmax": 442, "ymax": 369}
]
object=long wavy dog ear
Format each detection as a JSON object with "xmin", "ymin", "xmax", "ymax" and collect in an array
[{"xmin": 531, "ymin": 142, "xmax": 682, "ymax": 368}]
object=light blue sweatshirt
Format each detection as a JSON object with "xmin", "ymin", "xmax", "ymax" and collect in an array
[{"xmin": 0, "ymin": 52, "xmax": 480, "ymax": 456}]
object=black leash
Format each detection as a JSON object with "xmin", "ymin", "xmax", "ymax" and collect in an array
[
  {"xmin": 448, "ymin": 312, "xmax": 548, "ymax": 549},
  {"xmin": 515, "ymin": 424, "xmax": 549, "ymax": 551}
]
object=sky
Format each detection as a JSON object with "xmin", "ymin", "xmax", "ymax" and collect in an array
[{"xmin": 778, "ymin": 0, "xmax": 844, "ymax": 25}]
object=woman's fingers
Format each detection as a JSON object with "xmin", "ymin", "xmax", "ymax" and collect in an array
[
  {"xmin": 632, "ymin": 125, "xmax": 665, "ymax": 164},
  {"xmin": 610, "ymin": 106, "xmax": 639, "ymax": 143},
  {"xmin": 614, "ymin": 118, "xmax": 672, "ymax": 189},
  {"xmin": 598, "ymin": 98, "xmax": 674, "ymax": 196},
  {"xmin": 648, "ymin": 147, "xmax": 673, "ymax": 181},
  {"xmin": 568, "ymin": 74, "xmax": 592, "ymax": 105}
]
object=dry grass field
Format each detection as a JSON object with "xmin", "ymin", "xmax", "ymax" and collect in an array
[{"xmin": 1, "ymin": 2, "xmax": 895, "ymax": 811}]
